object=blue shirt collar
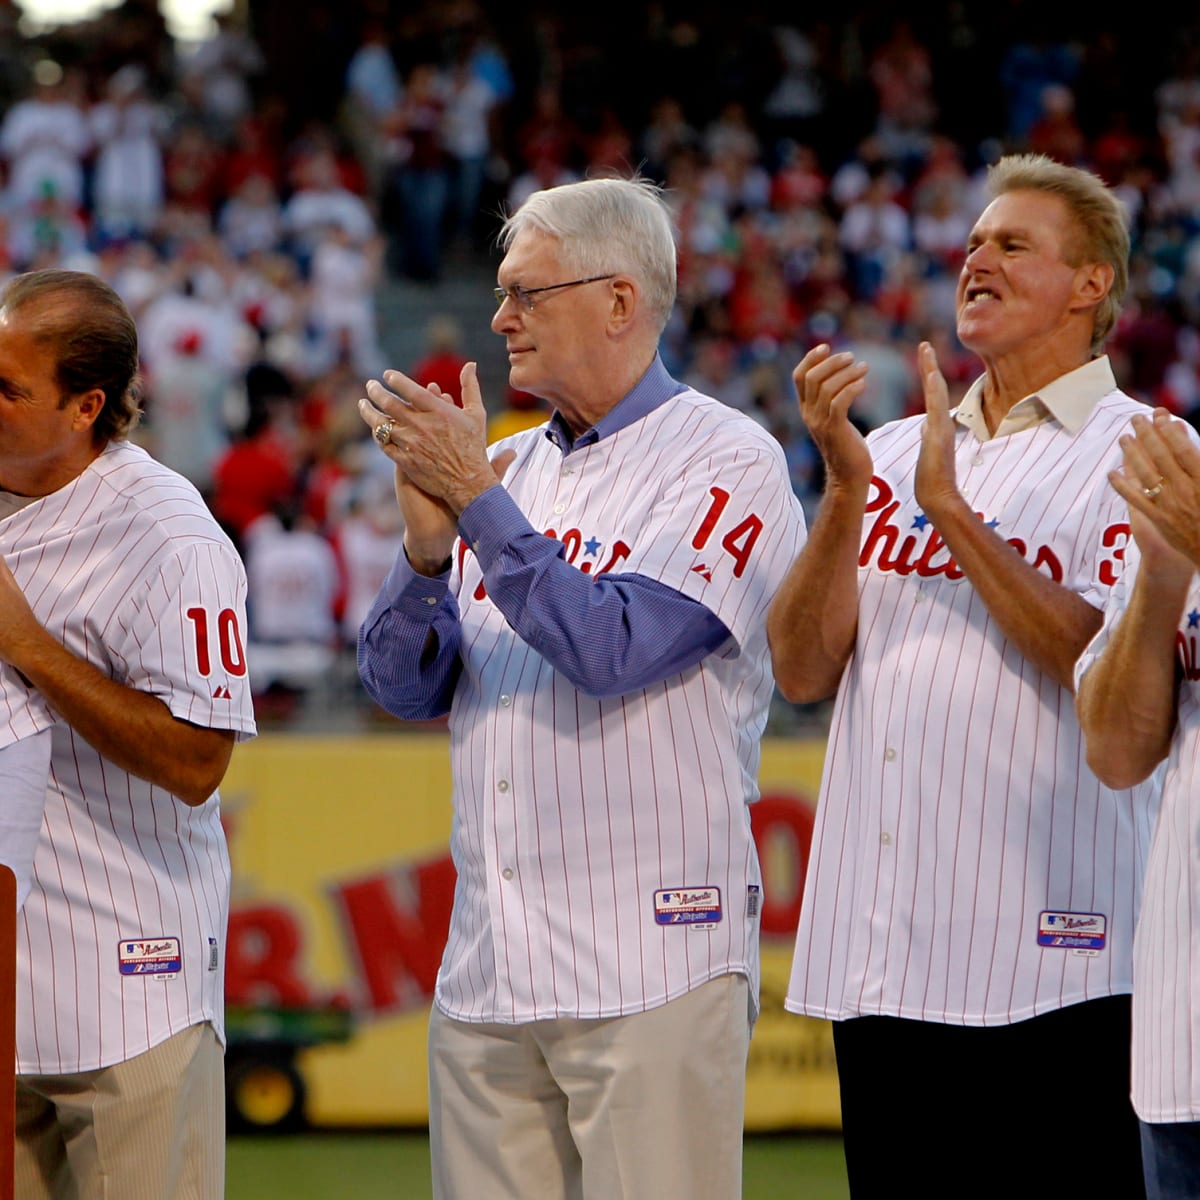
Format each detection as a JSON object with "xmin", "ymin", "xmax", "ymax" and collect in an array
[{"xmin": 544, "ymin": 354, "xmax": 686, "ymax": 454}]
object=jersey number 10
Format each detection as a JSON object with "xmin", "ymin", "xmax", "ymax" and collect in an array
[{"xmin": 186, "ymin": 606, "xmax": 248, "ymax": 677}]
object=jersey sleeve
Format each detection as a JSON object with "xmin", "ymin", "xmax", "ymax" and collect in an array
[
  {"xmin": 1075, "ymin": 536, "xmax": 1139, "ymax": 692},
  {"xmin": 615, "ymin": 438, "xmax": 807, "ymax": 650},
  {"xmin": 1074, "ymin": 480, "xmax": 1135, "ymax": 611},
  {"xmin": 0, "ymin": 662, "xmax": 55, "ymax": 748},
  {"xmin": 107, "ymin": 538, "xmax": 257, "ymax": 738}
]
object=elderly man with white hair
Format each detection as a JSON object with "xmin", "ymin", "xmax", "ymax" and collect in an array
[{"xmin": 357, "ymin": 176, "xmax": 806, "ymax": 1200}]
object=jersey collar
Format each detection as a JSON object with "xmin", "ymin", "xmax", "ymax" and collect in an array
[
  {"xmin": 544, "ymin": 354, "xmax": 686, "ymax": 454},
  {"xmin": 954, "ymin": 356, "xmax": 1118, "ymax": 441}
]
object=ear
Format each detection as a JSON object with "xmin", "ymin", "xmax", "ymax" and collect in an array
[
  {"xmin": 1071, "ymin": 261, "xmax": 1114, "ymax": 312},
  {"xmin": 606, "ymin": 277, "xmax": 639, "ymax": 336},
  {"xmin": 71, "ymin": 387, "xmax": 107, "ymax": 434}
]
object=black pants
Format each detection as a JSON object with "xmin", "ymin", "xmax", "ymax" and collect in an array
[{"xmin": 832, "ymin": 996, "xmax": 1144, "ymax": 1200}]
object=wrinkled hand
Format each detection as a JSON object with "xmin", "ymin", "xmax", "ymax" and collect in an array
[
  {"xmin": 358, "ymin": 363, "xmax": 515, "ymax": 574},
  {"xmin": 360, "ymin": 361, "xmax": 498, "ymax": 513},
  {"xmin": 1111, "ymin": 408, "xmax": 1200, "ymax": 573},
  {"xmin": 913, "ymin": 341, "xmax": 963, "ymax": 519},
  {"xmin": 792, "ymin": 344, "xmax": 872, "ymax": 490}
]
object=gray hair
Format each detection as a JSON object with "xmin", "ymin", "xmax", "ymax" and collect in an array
[
  {"xmin": 499, "ymin": 177, "xmax": 678, "ymax": 333},
  {"xmin": 987, "ymin": 153, "xmax": 1130, "ymax": 354}
]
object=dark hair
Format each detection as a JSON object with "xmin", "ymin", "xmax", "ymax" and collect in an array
[{"xmin": 0, "ymin": 269, "xmax": 142, "ymax": 441}]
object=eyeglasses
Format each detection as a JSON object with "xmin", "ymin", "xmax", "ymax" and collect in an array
[{"xmin": 493, "ymin": 274, "xmax": 616, "ymax": 312}]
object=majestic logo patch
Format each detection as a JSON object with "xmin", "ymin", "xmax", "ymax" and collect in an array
[
  {"xmin": 118, "ymin": 936, "xmax": 182, "ymax": 977},
  {"xmin": 654, "ymin": 887, "xmax": 722, "ymax": 928},
  {"xmin": 1037, "ymin": 910, "xmax": 1106, "ymax": 953}
]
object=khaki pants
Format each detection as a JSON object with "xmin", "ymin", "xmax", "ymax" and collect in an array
[
  {"xmin": 15, "ymin": 1021, "xmax": 225, "ymax": 1200},
  {"xmin": 429, "ymin": 973, "xmax": 751, "ymax": 1200}
]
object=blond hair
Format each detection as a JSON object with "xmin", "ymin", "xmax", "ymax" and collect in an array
[{"xmin": 987, "ymin": 154, "xmax": 1129, "ymax": 353}]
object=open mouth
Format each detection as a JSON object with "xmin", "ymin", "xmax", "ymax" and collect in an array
[{"xmin": 964, "ymin": 288, "xmax": 1000, "ymax": 307}]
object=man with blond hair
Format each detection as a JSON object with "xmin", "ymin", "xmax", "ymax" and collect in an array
[{"xmin": 770, "ymin": 154, "xmax": 1152, "ymax": 1195}]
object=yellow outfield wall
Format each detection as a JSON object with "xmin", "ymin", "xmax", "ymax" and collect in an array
[{"xmin": 220, "ymin": 733, "xmax": 839, "ymax": 1130}]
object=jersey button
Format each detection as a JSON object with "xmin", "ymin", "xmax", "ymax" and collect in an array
[
  {"xmin": 880, "ymin": 832, "xmax": 893, "ymax": 846},
  {"xmin": 884, "ymin": 747, "xmax": 897, "ymax": 762},
  {"xmin": 499, "ymin": 694, "xmax": 512, "ymax": 707},
  {"xmin": 502, "ymin": 867, "xmax": 514, "ymax": 880},
  {"xmin": 553, "ymin": 503, "xmax": 566, "ymax": 515},
  {"xmin": 497, "ymin": 779, "xmax": 510, "ymax": 792}
]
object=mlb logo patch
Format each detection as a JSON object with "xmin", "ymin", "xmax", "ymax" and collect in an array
[
  {"xmin": 1037, "ymin": 911, "xmax": 1106, "ymax": 952},
  {"xmin": 118, "ymin": 936, "xmax": 182, "ymax": 977},
  {"xmin": 654, "ymin": 887, "xmax": 722, "ymax": 928}
]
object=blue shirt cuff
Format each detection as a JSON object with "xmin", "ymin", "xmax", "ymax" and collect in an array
[
  {"xmin": 458, "ymin": 483, "xmax": 536, "ymax": 570},
  {"xmin": 382, "ymin": 546, "xmax": 452, "ymax": 615}
]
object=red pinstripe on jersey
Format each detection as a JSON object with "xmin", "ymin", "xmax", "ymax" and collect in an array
[
  {"xmin": 435, "ymin": 389, "xmax": 806, "ymax": 1023},
  {"xmin": 788, "ymin": 378, "xmax": 1161, "ymax": 1028}
]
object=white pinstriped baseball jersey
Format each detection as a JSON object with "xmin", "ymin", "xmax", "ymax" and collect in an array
[
  {"xmin": 1080, "ymin": 555, "xmax": 1200, "ymax": 1122},
  {"xmin": 787, "ymin": 363, "xmax": 1161, "ymax": 1026},
  {"xmin": 435, "ymin": 388, "xmax": 806, "ymax": 1023},
  {"xmin": 1, "ymin": 440, "xmax": 256, "ymax": 1075}
]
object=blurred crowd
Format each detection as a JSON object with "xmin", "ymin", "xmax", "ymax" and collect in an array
[{"xmin": 1, "ymin": 0, "xmax": 1199, "ymax": 724}]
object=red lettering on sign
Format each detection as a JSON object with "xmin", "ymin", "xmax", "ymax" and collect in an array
[
  {"xmin": 750, "ymin": 792, "xmax": 816, "ymax": 937},
  {"xmin": 332, "ymin": 856, "xmax": 457, "ymax": 1013},
  {"xmin": 226, "ymin": 905, "xmax": 313, "ymax": 1006}
]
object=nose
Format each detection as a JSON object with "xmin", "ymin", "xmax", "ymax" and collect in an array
[
  {"xmin": 491, "ymin": 296, "xmax": 519, "ymax": 334},
  {"xmin": 963, "ymin": 240, "xmax": 997, "ymax": 274}
]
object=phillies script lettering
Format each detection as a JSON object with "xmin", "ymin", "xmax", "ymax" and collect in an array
[
  {"xmin": 458, "ymin": 485, "xmax": 764, "ymax": 602},
  {"xmin": 1177, "ymin": 630, "xmax": 1200, "ymax": 681},
  {"xmin": 459, "ymin": 533, "xmax": 633, "ymax": 602},
  {"xmin": 859, "ymin": 476, "xmax": 1129, "ymax": 585}
]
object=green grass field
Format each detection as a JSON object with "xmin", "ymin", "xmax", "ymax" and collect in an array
[{"xmin": 227, "ymin": 1132, "xmax": 850, "ymax": 1198}]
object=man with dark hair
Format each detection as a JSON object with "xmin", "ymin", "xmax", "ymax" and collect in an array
[
  {"xmin": 770, "ymin": 154, "xmax": 1153, "ymax": 1195},
  {"xmin": 0, "ymin": 269, "xmax": 256, "ymax": 1200}
]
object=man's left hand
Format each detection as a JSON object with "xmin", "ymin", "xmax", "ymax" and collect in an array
[
  {"xmin": 914, "ymin": 340, "xmax": 964, "ymax": 518},
  {"xmin": 1111, "ymin": 408, "xmax": 1200, "ymax": 571},
  {"xmin": 360, "ymin": 362, "xmax": 505, "ymax": 516}
]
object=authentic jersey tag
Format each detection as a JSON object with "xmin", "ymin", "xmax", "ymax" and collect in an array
[
  {"xmin": 1038, "ymin": 911, "xmax": 1106, "ymax": 955},
  {"xmin": 654, "ymin": 887, "xmax": 722, "ymax": 929},
  {"xmin": 118, "ymin": 936, "xmax": 182, "ymax": 979}
]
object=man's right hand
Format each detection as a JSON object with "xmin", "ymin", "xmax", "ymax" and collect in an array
[{"xmin": 793, "ymin": 344, "xmax": 873, "ymax": 490}]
